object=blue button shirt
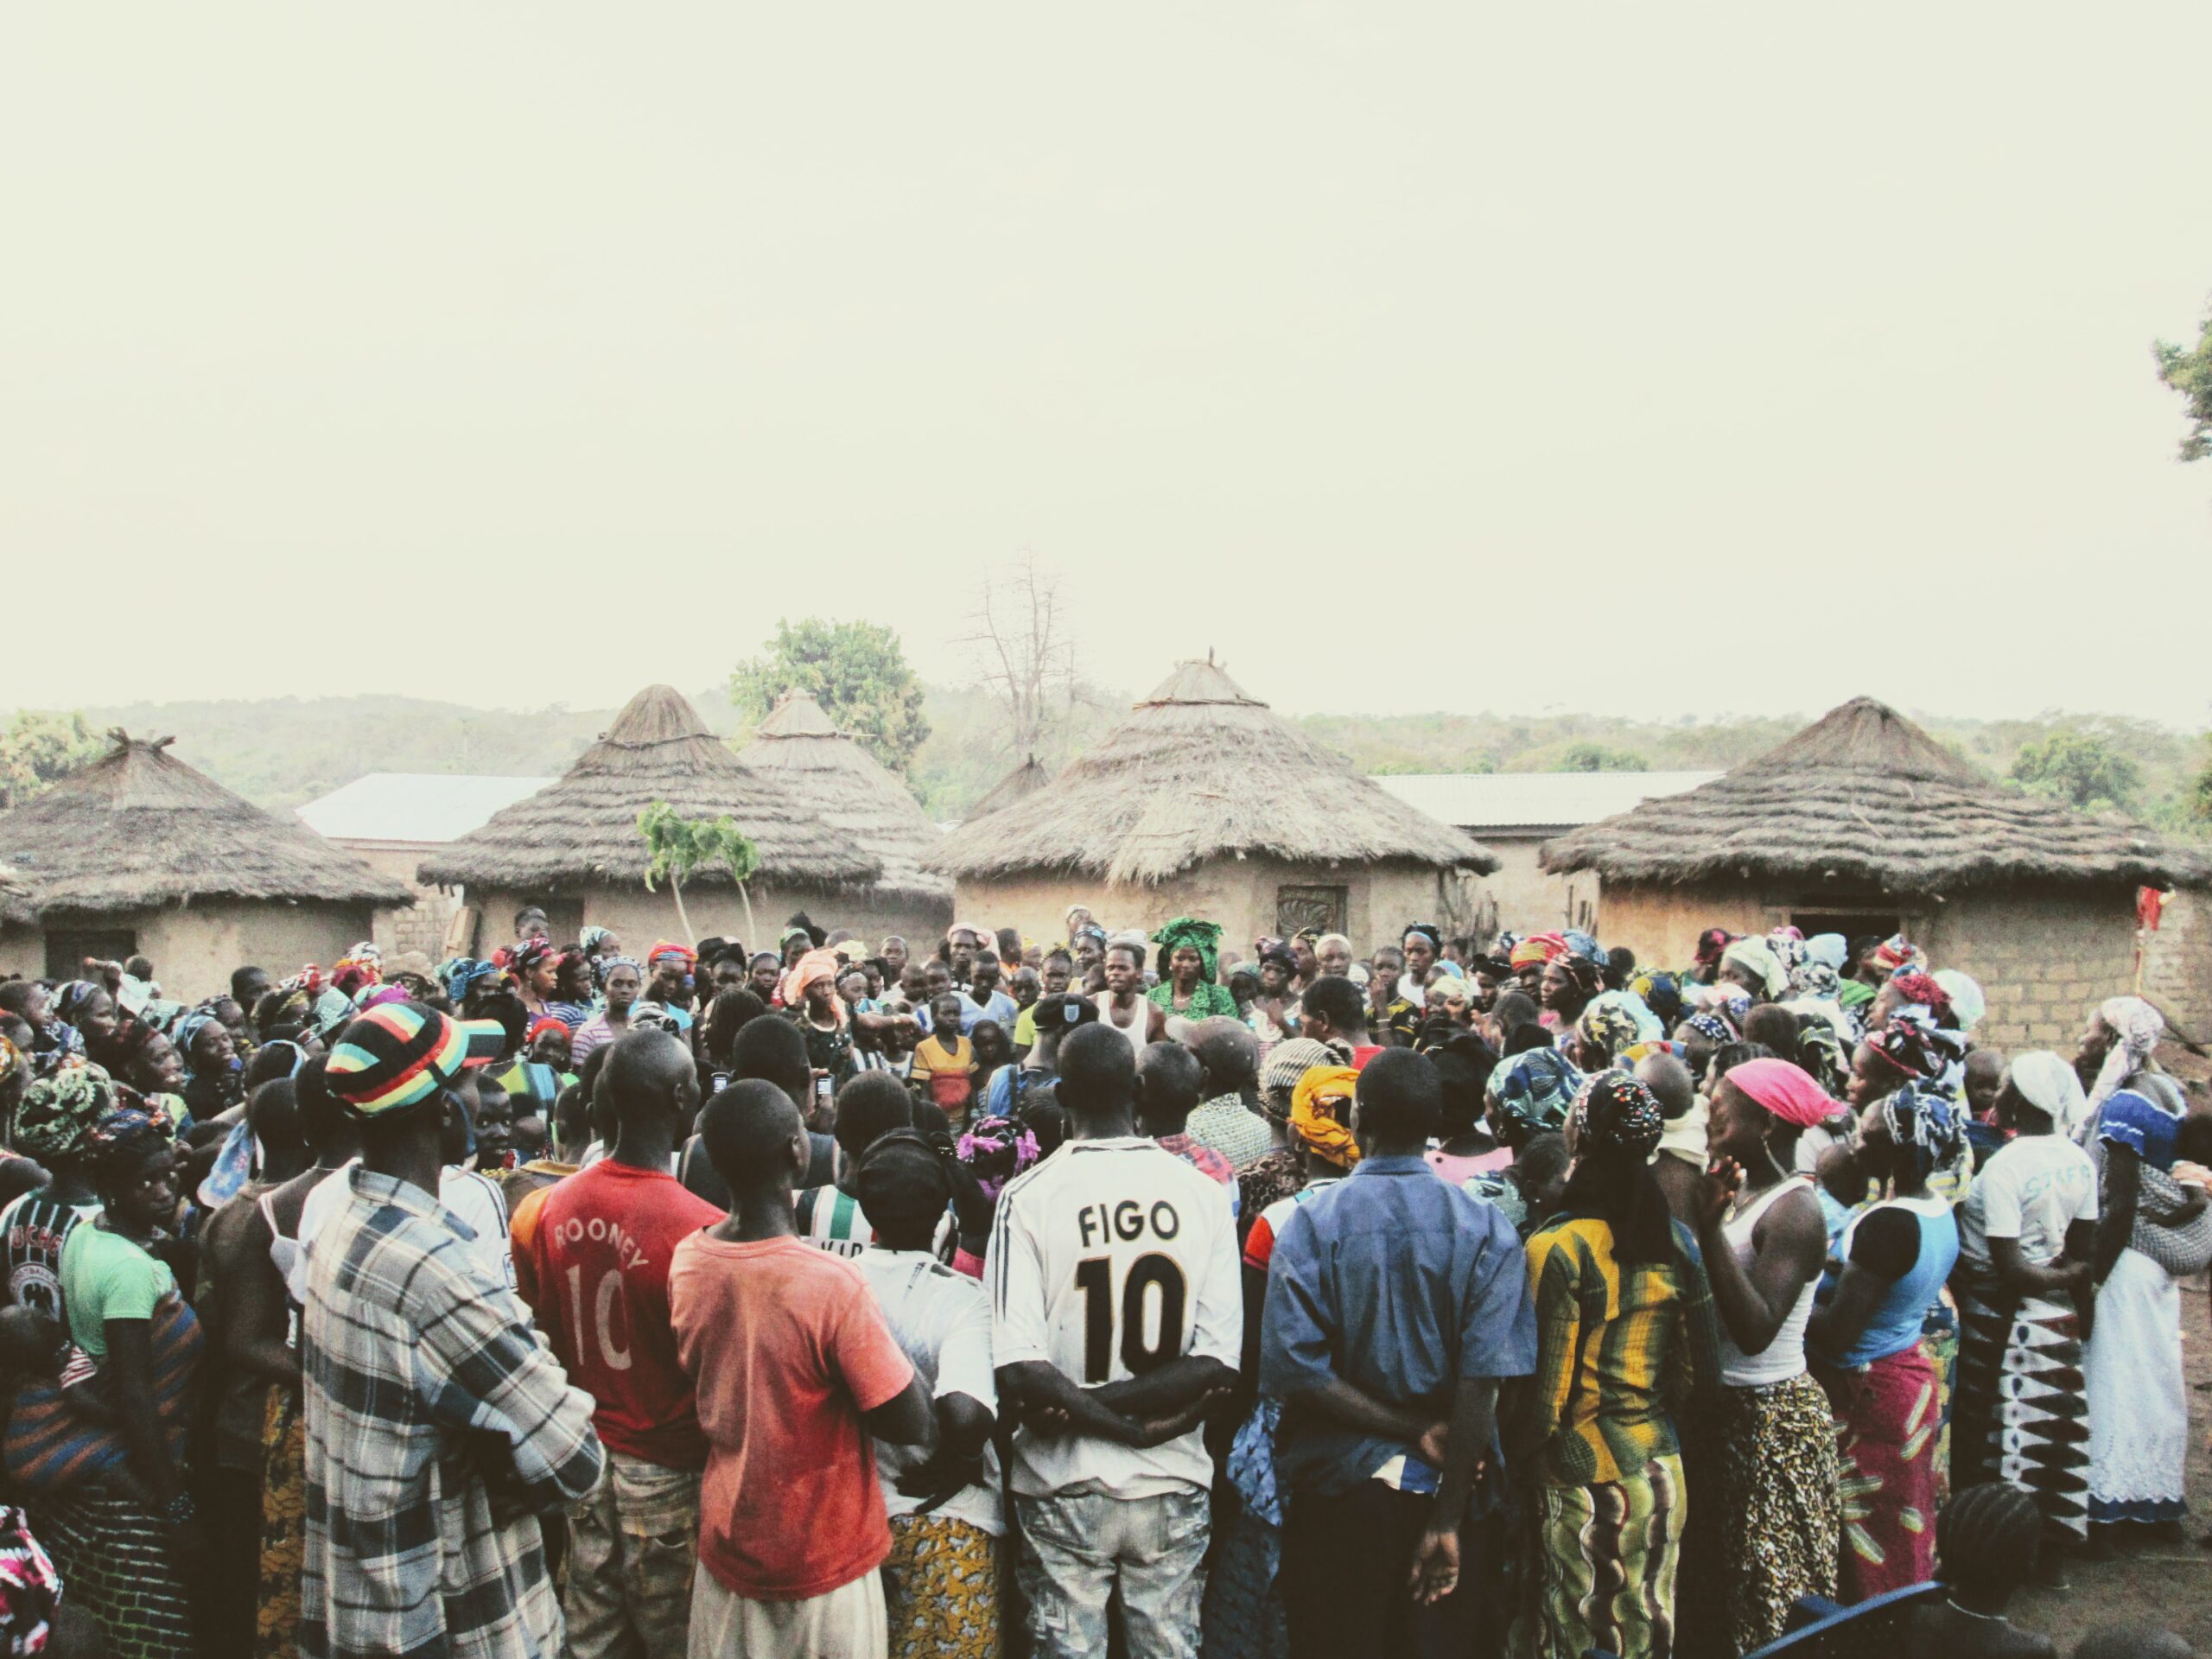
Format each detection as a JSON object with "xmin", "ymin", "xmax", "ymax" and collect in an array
[{"xmin": 1260, "ymin": 1154, "xmax": 1537, "ymax": 1497}]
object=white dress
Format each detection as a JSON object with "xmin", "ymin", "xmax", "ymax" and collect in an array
[{"xmin": 2084, "ymin": 1245, "xmax": 2189, "ymax": 1524}]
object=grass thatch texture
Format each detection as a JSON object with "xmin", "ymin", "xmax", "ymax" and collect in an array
[
  {"xmin": 966, "ymin": 756, "xmax": 1052, "ymax": 820},
  {"xmin": 0, "ymin": 734, "xmax": 411, "ymax": 915},
  {"xmin": 735, "ymin": 694, "xmax": 952, "ymax": 901},
  {"xmin": 931, "ymin": 659, "xmax": 1497, "ymax": 884},
  {"xmin": 1540, "ymin": 696, "xmax": 2212, "ymax": 892},
  {"xmin": 420, "ymin": 685, "xmax": 880, "ymax": 892}
]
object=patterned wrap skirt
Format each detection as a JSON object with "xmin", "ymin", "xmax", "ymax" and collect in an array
[
  {"xmin": 1818, "ymin": 1346, "xmax": 1942, "ymax": 1599},
  {"xmin": 1951, "ymin": 1281, "xmax": 2089, "ymax": 1541},
  {"xmin": 1516, "ymin": 1453, "xmax": 1686, "ymax": 1659},
  {"xmin": 1688, "ymin": 1372, "xmax": 1840, "ymax": 1657},
  {"xmin": 880, "ymin": 1513, "xmax": 997, "ymax": 1659}
]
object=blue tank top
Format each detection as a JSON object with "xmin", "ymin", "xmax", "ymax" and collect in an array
[{"xmin": 1828, "ymin": 1195, "xmax": 1958, "ymax": 1369}]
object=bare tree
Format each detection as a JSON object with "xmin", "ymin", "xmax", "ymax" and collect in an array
[{"xmin": 964, "ymin": 552, "xmax": 1080, "ymax": 755}]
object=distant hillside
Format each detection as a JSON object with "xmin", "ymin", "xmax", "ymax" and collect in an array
[{"xmin": 33, "ymin": 690, "xmax": 2211, "ymax": 836}]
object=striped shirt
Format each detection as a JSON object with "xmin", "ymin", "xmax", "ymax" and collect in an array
[
  {"xmin": 796, "ymin": 1185, "xmax": 876, "ymax": 1259},
  {"xmin": 300, "ymin": 1165, "xmax": 603, "ymax": 1659},
  {"xmin": 1522, "ymin": 1214, "xmax": 1719, "ymax": 1487}
]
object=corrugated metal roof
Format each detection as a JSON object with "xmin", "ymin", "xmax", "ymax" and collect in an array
[
  {"xmin": 296, "ymin": 772, "xmax": 556, "ymax": 845},
  {"xmin": 1371, "ymin": 771, "xmax": 1722, "ymax": 832}
]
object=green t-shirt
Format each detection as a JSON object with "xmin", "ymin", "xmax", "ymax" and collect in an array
[{"xmin": 60, "ymin": 1222, "xmax": 175, "ymax": 1359}]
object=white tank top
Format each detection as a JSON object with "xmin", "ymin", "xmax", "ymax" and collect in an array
[
  {"xmin": 1717, "ymin": 1177, "xmax": 1818, "ymax": 1388},
  {"xmin": 1094, "ymin": 991, "xmax": 1149, "ymax": 1055}
]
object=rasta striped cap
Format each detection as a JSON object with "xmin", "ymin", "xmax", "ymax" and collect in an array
[{"xmin": 326, "ymin": 1002, "xmax": 506, "ymax": 1118}]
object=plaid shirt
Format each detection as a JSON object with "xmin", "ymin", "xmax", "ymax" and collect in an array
[{"xmin": 301, "ymin": 1165, "xmax": 603, "ymax": 1659}]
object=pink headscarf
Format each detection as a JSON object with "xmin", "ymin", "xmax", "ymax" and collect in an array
[
  {"xmin": 786, "ymin": 949, "xmax": 848, "ymax": 1027},
  {"xmin": 1724, "ymin": 1057, "xmax": 1835, "ymax": 1128}
]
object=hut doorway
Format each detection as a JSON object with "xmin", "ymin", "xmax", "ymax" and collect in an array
[
  {"xmin": 45, "ymin": 928, "xmax": 136, "ymax": 980},
  {"xmin": 1789, "ymin": 910, "xmax": 1901, "ymax": 944}
]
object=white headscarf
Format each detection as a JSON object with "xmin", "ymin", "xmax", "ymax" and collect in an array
[
  {"xmin": 1719, "ymin": 938, "xmax": 1789, "ymax": 1000},
  {"xmin": 2087, "ymin": 995, "xmax": 2162, "ymax": 1115},
  {"xmin": 1932, "ymin": 970, "xmax": 1986, "ymax": 1033},
  {"xmin": 2006, "ymin": 1050, "xmax": 2088, "ymax": 1136}
]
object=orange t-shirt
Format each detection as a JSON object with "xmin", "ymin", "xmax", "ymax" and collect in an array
[
  {"xmin": 668, "ymin": 1231, "xmax": 915, "ymax": 1600},
  {"xmin": 909, "ymin": 1033, "xmax": 976, "ymax": 1122}
]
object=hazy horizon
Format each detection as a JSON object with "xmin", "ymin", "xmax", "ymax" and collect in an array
[{"xmin": 8, "ymin": 4, "xmax": 2209, "ymax": 727}]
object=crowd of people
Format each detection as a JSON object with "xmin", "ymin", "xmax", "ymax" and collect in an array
[{"xmin": 0, "ymin": 903, "xmax": 2197, "ymax": 1659}]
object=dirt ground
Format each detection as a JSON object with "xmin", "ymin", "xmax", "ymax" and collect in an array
[{"xmin": 2008, "ymin": 1275, "xmax": 2212, "ymax": 1650}]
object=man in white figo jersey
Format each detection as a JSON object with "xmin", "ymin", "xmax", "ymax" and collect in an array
[{"xmin": 989, "ymin": 1023, "xmax": 1242, "ymax": 1659}]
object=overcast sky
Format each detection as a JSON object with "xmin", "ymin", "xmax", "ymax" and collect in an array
[{"xmin": 7, "ymin": 3, "xmax": 2209, "ymax": 728}]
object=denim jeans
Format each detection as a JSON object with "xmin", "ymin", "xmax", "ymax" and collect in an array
[
  {"xmin": 563, "ymin": 1449, "xmax": 702, "ymax": 1659},
  {"xmin": 1012, "ymin": 1484, "xmax": 1208, "ymax": 1659}
]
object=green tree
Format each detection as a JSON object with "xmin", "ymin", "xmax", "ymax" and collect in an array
[
  {"xmin": 0, "ymin": 710, "xmax": 105, "ymax": 808},
  {"xmin": 1559, "ymin": 742, "xmax": 1649, "ymax": 772},
  {"xmin": 729, "ymin": 619, "xmax": 930, "ymax": 774},
  {"xmin": 2154, "ymin": 302, "xmax": 2212, "ymax": 462},
  {"xmin": 2009, "ymin": 729, "xmax": 2143, "ymax": 812},
  {"xmin": 638, "ymin": 802, "xmax": 760, "ymax": 945}
]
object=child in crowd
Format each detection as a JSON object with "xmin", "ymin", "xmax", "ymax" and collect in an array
[{"xmin": 908, "ymin": 993, "xmax": 977, "ymax": 1129}]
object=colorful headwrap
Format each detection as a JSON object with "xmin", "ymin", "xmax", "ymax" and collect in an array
[
  {"xmin": 1786, "ymin": 959, "xmax": 1842, "ymax": 1001},
  {"xmin": 1259, "ymin": 1038, "xmax": 1337, "ymax": 1122},
  {"xmin": 1289, "ymin": 1065, "xmax": 1362, "ymax": 1169},
  {"xmin": 1552, "ymin": 951, "xmax": 1604, "ymax": 1002},
  {"xmin": 1680, "ymin": 1010, "xmax": 1734, "ymax": 1046},
  {"xmin": 647, "ymin": 941, "xmax": 697, "ymax": 970},
  {"xmin": 507, "ymin": 938, "xmax": 556, "ymax": 980},
  {"xmin": 580, "ymin": 926, "xmax": 613, "ymax": 953},
  {"xmin": 1489, "ymin": 1049, "xmax": 1585, "ymax": 1136},
  {"xmin": 326, "ymin": 1004, "xmax": 505, "ymax": 1119},
  {"xmin": 956, "ymin": 1115, "xmax": 1043, "ymax": 1200},
  {"xmin": 1569, "ymin": 1071, "xmax": 1665, "ymax": 1160},
  {"xmin": 1725, "ymin": 1056, "xmax": 1836, "ymax": 1128},
  {"xmin": 442, "ymin": 958, "xmax": 504, "ymax": 1006},
  {"xmin": 1836, "ymin": 979, "xmax": 1877, "ymax": 1012},
  {"xmin": 1885, "ymin": 971, "xmax": 1952, "ymax": 1022},
  {"xmin": 167, "ymin": 1009, "xmax": 223, "ymax": 1084},
  {"xmin": 1878, "ymin": 1084, "xmax": 1962, "ymax": 1183},
  {"xmin": 1719, "ymin": 938, "xmax": 1789, "ymax": 1000},
  {"xmin": 1577, "ymin": 992, "xmax": 1662, "ymax": 1065},
  {"xmin": 82, "ymin": 1104, "xmax": 177, "ymax": 1179},
  {"xmin": 51, "ymin": 982, "xmax": 105, "ymax": 1027},
  {"xmin": 785, "ymin": 950, "xmax": 848, "ymax": 1027},
  {"xmin": 10, "ymin": 1065, "xmax": 118, "ymax": 1161},
  {"xmin": 1561, "ymin": 930, "xmax": 1605, "ymax": 968},
  {"xmin": 1791, "ymin": 1016, "xmax": 1849, "ymax": 1097},
  {"xmin": 601, "ymin": 956, "xmax": 643, "ymax": 985},
  {"xmin": 1150, "ymin": 918, "xmax": 1224, "ymax": 984},
  {"xmin": 1866, "ymin": 1009, "xmax": 1964, "ymax": 1089},
  {"xmin": 1931, "ymin": 971, "xmax": 1985, "ymax": 1033},
  {"xmin": 1627, "ymin": 969, "xmax": 1685, "ymax": 1027},
  {"xmin": 527, "ymin": 1017, "xmax": 570, "ymax": 1046},
  {"xmin": 1510, "ymin": 933, "xmax": 1567, "ymax": 970},
  {"xmin": 1870, "ymin": 934, "xmax": 1923, "ymax": 976},
  {"xmin": 2088, "ymin": 995, "xmax": 2162, "ymax": 1113}
]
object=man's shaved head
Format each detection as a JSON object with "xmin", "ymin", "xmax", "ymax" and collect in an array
[
  {"xmin": 1187, "ymin": 1018, "xmax": 1259, "ymax": 1090},
  {"xmin": 601, "ymin": 1029, "xmax": 697, "ymax": 1132},
  {"xmin": 1636, "ymin": 1051, "xmax": 1697, "ymax": 1121},
  {"xmin": 699, "ymin": 1079, "xmax": 804, "ymax": 1196}
]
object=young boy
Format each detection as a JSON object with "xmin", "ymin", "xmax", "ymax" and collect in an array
[{"xmin": 1903, "ymin": 1482, "xmax": 2056, "ymax": 1659}]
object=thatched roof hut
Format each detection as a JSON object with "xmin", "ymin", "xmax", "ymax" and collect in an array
[
  {"xmin": 966, "ymin": 755, "xmax": 1052, "ymax": 821},
  {"xmin": 931, "ymin": 659, "xmax": 1495, "ymax": 951},
  {"xmin": 937, "ymin": 659, "xmax": 1497, "ymax": 886},
  {"xmin": 420, "ymin": 684, "xmax": 880, "ymax": 894},
  {"xmin": 0, "ymin": 734, "xmax": 410, "ymax": 913},
  {"xmin": 734, "ymin": 692, "xmax": 951, "ymax": 906},
  {"xmin": 0, "ymin": 733, "xmax": 410, "ymax": 1000},
  {"xmin": 1540, "ymin": 696, "xmax": 2211, "ymax": 893},
  {"xmin": 1538, "ymin": 696, "xmax": 2212, "ymax": 1053}
]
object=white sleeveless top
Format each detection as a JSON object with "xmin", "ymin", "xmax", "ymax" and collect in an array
[
  {"xmin": 1717, "ymin": 1177, "xmax": 1819, "ymax": 1388},
  {"xmin": 1093, "ymin": 992, "xmax": 1149, "ymax": 1055}
]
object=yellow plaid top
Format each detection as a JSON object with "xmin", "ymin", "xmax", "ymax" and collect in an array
[{"xmin": 1523, "ymin": 1214, "xmax": 1719, "ymax": 1486}]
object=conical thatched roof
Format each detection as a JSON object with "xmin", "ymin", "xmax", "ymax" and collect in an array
[
  {"xmin": 931, "ymin": 659, "xmax": 1497, "ymax": 884},
  {"xmin": 1541, "ymin": 696, "xmax": 2212, "ymax": 892},
  {"xmin": 733, "ymin": 693, "xmax": 950, "ymax": 902},
  {"xmin": 967, "ymin": 755, "xmax": 1052, "ymax": 820},
  {"xmin": 419, "ymin": 685, "xmax": 880, "ymax": 892},
  {"xmin": 0, "ymin": 734, "xmax": 411, "ymax": 916}
]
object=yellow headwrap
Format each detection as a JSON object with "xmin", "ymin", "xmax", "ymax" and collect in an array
[{"xmin": 1289, "ymin": 1065, "xmax": 1363, "ymax": 1169}]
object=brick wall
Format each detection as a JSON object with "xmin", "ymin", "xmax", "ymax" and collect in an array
[
  {"xmin": 1918, "ymin": 887, "xmax": 2137, "ymax": 1053},
  {"xmin": 340, "ymin": 842, "xmax": 460, "ymax": 961},
  {"xmin": 2139, "ymin": 888, "xmax": 2212, "ymax": 1037}
]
